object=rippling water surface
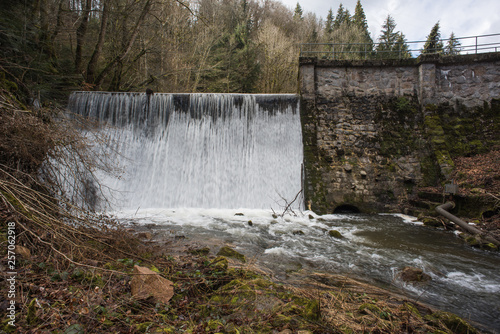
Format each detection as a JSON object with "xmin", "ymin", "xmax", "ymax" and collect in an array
[{"xmin": 113, "ymin": 208, "xmax": 500, "ymax": 333}]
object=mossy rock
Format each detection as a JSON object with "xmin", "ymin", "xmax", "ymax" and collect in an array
[
  {"xmin": 210, "ymin": 256, "xmax": 228, "ymax": 271},
  {"xmin": 464, "ymin": 235, "xmax": 480, "ymax": 247},
  {"xmin": 188, "ymin": 247, "xmax": 210, "ymax": 256},
  {"xmin": 303, "ymin": 299, "xmax": 321, "ymax": 321},
  {"xmin": 425, "ymin": 311, "xmax": 478, "ymax": 334},
  {"xmin": 328, "ymin": 230, "xmax": 343, "ymax": 238},
  {"xmin": 401, "ymin": 302, "xmax": 422, "ymax": 319},
  {"xmin": 422, "ymin": 217, "xmax": 442, "ymax": 228},
  {"xmin": 399, "ymin": 267, "xmax": 431, "ymax": 283},
  {"xmin": 481, "ymin": 243, "xmax": 498, "ymax": 251},
  {"xmin": 286, "ymin": 296, "xmax": 321, "ymax": 321},
  {"xmin": 217, "ymin": 246, "xmax": 246, "ymax": 263}
]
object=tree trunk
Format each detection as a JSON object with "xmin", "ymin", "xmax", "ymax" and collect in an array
[
  {"xmin": 75, "ymin": 0, "xmax": 92, "ymax": 73},
  {"xmin": 86, "ymin": 0, "xmax": 110, "ymax": 84},
  {"xmin": 49, "ymin": 0, "xmax": 65, "ymax": 44},
  {"xmin": 38, "ymin": 0, "xmax": 49, "ymax": 44},
  {"xmin": 94, "ymin": 0, "xmax": 152, "ymax": 87}
]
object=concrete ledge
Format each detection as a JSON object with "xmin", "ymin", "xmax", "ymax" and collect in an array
[{"xmin": 299, "ymin": 52, "xmax": 500, "ymax": 68}]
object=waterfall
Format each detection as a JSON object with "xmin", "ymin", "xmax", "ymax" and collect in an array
[{"xmin": 68, "ymin": 92, "xmax": 304, "ymax": 210}]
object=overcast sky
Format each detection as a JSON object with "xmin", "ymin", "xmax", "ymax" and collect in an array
[{"xmin": 280, "ymin": 0, "xmax": 500, "ymax": 45}]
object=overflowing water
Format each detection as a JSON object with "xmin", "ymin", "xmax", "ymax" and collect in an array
[
  {"xmin": 68, "ymin": 92, "xmax": 303, "ymax": 210},
  {"xmin": 68, "ymin": 91, "xmax": 500, "ymax": 333}
]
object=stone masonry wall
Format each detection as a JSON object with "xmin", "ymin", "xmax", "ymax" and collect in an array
[{"xmin": 299, "ymin": 53, "xmax": 500, "ymax": 214}]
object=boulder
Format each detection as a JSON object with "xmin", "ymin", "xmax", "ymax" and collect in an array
[
  {"xmin": 328, "ymin": 230, "xmax": 343, "ymax": 238},
  {"xmin": 210, "ymin": 256, "xmax": 229, "ymax": 271},
  {"xmin": 217, "ymin": 246, "xmax": 246, "ymax": 263},
  {"xmin": 399, "ymin": 266, "xmax": 431, "ymax": 283},
  {"xmin": 131, "ymin": 265, "xmax": 174, "ymax": 303}
]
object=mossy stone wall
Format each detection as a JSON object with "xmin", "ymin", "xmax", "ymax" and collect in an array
[{"xmin": 299, "ymin": 53, "xmax": 500, "ymax": 214}]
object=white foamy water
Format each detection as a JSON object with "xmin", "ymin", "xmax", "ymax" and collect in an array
[{"xmin": 69, "ymin": 92, "xmax": 303, "ymax": 210}]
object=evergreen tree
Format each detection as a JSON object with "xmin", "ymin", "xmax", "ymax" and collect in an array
[
  {"xmin": 202, "ymin": 1, "xmax": 259, "ymax": 93},
  {"xmin": 444, "ymin": 32, "xmax": 461, "ymax": 55},
  {"xmin": 333, "ymin": 4, "xmax": 350, "ymax": 29},
  {"xmin": 422, "ymin": 22, "xmax": 444, "ymax": 54},
  {"xmin": 376, "ymin": 15, "xmax": 399, "ymax": 57},
  {"xmin": 325, "ymin": 9, "xmax": 334, "ymax": 35},
  {"xmin": 352, "ymin": 0, "xmax": 373, "ymax": 54},
  {"xmin": 395, "ymin": 32, "xmax": 412, "ymax": 59},
  {"xmin": 353, "ymin": 0, "xmax": 368, "ymax": 32},
  {"xmin": 293, "ymin": 3, "xmax": 303, "ymax": 21},
  {"xmin": 309, "ymin": 26, "xmax": 319, "ymax": 43},
  {"xmin": 375, "ymin": 15, "xmax": 411, "ymax": 59}
]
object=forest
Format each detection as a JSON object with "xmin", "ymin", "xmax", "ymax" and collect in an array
[{"xmin": 1, "ymin": 0, "xmax": 459, "ymax": 103}]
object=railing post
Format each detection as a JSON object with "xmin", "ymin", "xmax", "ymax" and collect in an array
[{"xmin": 476, "ymin": 36, "xmax": 478, "ymax": 54}]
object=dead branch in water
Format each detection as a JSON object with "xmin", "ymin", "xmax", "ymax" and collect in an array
[{"xmin": 272, "ymin": 188, "xmax": 303, "ymax": 218}]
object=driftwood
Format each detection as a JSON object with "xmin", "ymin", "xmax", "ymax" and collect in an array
[{"xmin": 436, "ymin": 202, "xmax": 500, "ymax": 246}]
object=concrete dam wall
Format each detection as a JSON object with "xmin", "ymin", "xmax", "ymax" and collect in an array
[{"xmin": 299, "ymin": 53, "xmax": 500, "ymax": 214}]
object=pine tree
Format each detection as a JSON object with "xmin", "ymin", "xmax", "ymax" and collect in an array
[
  {"xmin": 309, "ymin": 26, "xmax": 319, "ymax": 43},
  {"xmin": 422, "ymin": 22, "xmax": 444, "ymax": 54},
  {"xmin": 293, "ymin": 3, "xmax": 303, "ymax": 21},
  {"xmin": 333, "ymin": 4, "xmax": 350, "ymax": 29},
  {"xmin": 395, "ymin": 33, "xmax": 412, "ymax": 59},
  {"xmin": 325, "ymin": 9, "xmax": 334, "ymax": 36},
  {"xmin": 376, "ymin": 15, "xmax": 399, "ymax": 57},
  {"xmin": 444, "ymin": 32, "xmax": 461, "ymax": 55},
  {"xmin": 352, "ymin": 0, "xmax": 373, "ymax": 54},
  {"xmin": 352, "ymin": 0, "xmax": 368, "ymax": 32},
  {"xmin": 202, "ymin": 2, "xmax": 259, "ymax": 93}
]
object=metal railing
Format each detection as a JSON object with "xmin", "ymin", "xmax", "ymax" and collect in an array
[{"xmin": 299, "ymin": 33, "xmax": 500, "ymax": 60}]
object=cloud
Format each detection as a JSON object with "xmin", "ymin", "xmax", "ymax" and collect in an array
[{"xmin": 281, "ymin": 0, "xmax": 500, "ymax": 43}]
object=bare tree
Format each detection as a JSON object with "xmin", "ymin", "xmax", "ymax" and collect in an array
[
  {"xmin": 86, "ymin": 0, "xmax": 110, "ymax": 84},
  {"xmin": 93, "ymin": 0, "xmax": 152, "ymax": 88},
  {"xmin": 75, "ymin": 0, "xmax": 92, "ymax": 72}
]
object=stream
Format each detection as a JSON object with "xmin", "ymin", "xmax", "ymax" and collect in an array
[{"xmin": 114, "ymin": 208, "xmax": 500, "ymax": 333}]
